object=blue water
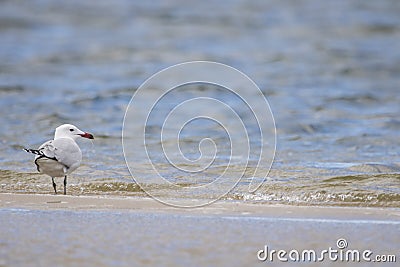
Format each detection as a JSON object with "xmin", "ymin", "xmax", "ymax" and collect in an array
[{"xmin": 0, "ymin": 0, "xmax": 399, "ymax": 206}]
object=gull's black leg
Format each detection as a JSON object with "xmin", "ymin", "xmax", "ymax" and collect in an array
[
  {"xmin": 63, "ymin": 176, "xmax": 67, "ymax": 195},
  {"xmin": 52, "ymin": 177, "xmax": 57, "ymax": 194}
]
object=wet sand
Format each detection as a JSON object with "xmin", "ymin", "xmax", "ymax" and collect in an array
[
  {"xmin": 1, "ymin": 193, "xmax": 399, "ymax": 267},
  {"xmin": 1, "ymin": 193, "xmax": 400, "ymax": 220}
]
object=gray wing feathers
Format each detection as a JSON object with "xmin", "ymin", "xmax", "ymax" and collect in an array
[
  {"xmin": 25, "ymin": 138, "xmax": 82, "ymax": 177},
  {"xmin": 30, "ymin": 138, "xmax": 82, "ymax": 171},
  {"xmin": 37, "ymin": 140, "xmax": 57, "ymax": 158},
  {"xmin": 49, "ymin": 138, "xmax": 82, "ymax": 170}
]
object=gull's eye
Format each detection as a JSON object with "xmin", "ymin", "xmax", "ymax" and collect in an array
[{"xmin": 70, "ymin": 129, "xmax": 74, "ymax": 132}]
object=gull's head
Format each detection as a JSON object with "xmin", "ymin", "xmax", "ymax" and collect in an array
[{"xmin": 54, "ymin": 124, "xmax": 94, "ymax": 141}]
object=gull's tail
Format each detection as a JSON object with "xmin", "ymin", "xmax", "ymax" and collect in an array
[{"xmin": 23, "ymin": 148, "xmax": 44, "ymax": 156}]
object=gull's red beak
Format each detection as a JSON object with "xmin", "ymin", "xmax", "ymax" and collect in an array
[{"xmin": 79, "ymin": 132, "xmax": 94, "ymax": 139}]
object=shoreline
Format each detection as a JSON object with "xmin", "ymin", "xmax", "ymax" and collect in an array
[
  {"xmin": 1, "ymin": 193, "xmax": 399, "ymax": 222},
  {"xmin": 2, "ymin": 193, "xmax": 399, "ymax": 267}
]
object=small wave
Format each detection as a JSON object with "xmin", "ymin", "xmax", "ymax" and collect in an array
[
  {"xmin": 346, "ymin": 163, "xmax": 400, "ymax": 173},
  {"xmin": 2, "ymin": 169, "xmax": 399, "ymax": 207},
  {"xmin": 82, "ymin": 182, "xmax": 144, "ymax": 195},
  {"xmin": 325, "ymin": 94, "xmax": 380, "ymax": 105},
  {"xmin": 230, "ymin": 190, "xmax": 400, "ymax": 208},
  {"xmin": 70, "ymin": 87, "xmax": 135, "ymax": 105},
  {"xmin": 37, "ymin": 112, "xmax": 71, "ymax": 122},
  {"xmin": 228, "ymin": 172, "xmax": 400, "ymax": 207},
  {"xmin": 0, "ymin": 85, "xmax": 24, "ymax": 93}
]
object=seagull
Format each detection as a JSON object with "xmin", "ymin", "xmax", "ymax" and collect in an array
[{"xmin": 24, "ymin": 124, "xmax": 94, "ymax": 195}]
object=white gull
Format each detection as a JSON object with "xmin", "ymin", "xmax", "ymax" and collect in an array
[{"xmin": 24, "ymin": 124, "xmax": 94, "ymax": 195}]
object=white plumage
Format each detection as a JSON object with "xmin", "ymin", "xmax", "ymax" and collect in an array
[{"xmin": 25, "ymin": 124, "xmax": 94, "ymax": 195}]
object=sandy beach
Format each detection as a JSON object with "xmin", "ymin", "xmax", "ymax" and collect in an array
[{"xmin": 1, "ymin": 193, "xmax": 399, "ymax": 267}]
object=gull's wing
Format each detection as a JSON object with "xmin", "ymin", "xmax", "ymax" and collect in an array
[
  {"xmin": 25, "ymin": 138, "xmax": 82, "ymax": 175},
  {"xmin": 50, "ymin": 138, "xmax": 82, "ymax": 170}
]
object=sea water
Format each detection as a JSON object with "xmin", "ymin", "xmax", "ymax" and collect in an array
[{"xmin": 0, "ymin": 0, "xmax": 399, "ymax": 207}]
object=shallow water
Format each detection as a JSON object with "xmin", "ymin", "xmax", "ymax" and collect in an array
[{"xmin": 1, "ymin": 0, "xmax": 400, "ymax": 207}]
